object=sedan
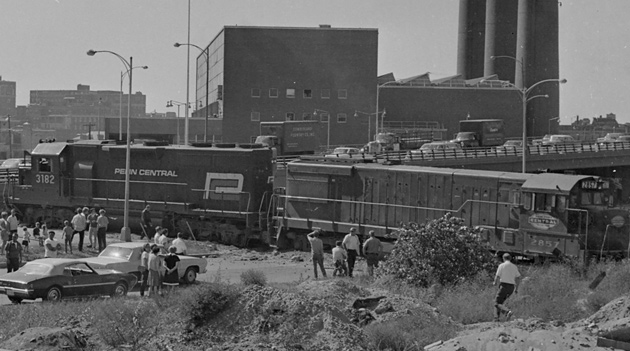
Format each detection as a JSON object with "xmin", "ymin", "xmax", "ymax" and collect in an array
[
  {"xmin": 0, "ymin": 259, "xmax": 137, "ymax": 303},
  {"xmin": 324, "ymin": 147, "xmax": 362, "ymax": 158},
  {"xmin": 83, "ymin": 242, "xmax": 208, "ymax": 284}
]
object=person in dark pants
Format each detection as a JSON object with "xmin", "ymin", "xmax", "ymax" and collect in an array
[
  {"xmin": 493, "ymin": 253, "xmax": 521, "ymax": 321},
  {"xmin": 362, "ymin": 230, "xmax": 382, "ymax": 276},
  {"xmin": 139, "ymin": 243, "xmax": 151, "ymax": 297},
  {"xmin": 141, "ymin": 204, "xmax": 153, "ymax": 239},
  {"xmin": 96, "ymin": 209, "xmax": 109, "ymax": 252},
  {"xmin": 4, "ymin": 233, "xmax": 23, "ymax": 273},
  {"xmin": 342, "ymin": 227, "xmax": 361, "ymax": 277}
]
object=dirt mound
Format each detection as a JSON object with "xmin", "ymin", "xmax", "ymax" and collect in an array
[{"xmin": 1, "ymin": 327, "xmax": 87, "ymax": 351}]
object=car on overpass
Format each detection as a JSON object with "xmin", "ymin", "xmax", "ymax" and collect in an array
[
  {"xmin": 494, "ymin": 140, "xmax": 523, "ymax": 154},
  {"xmin": 324, "ymin": 147, "xmax": 362, "ymax": 158},
  {"xmin": 598, "ymin": 134, "xmax": 630, "ymax": 150}
]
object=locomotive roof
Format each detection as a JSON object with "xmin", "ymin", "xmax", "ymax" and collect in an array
[
  {"xmin": 30, "ymin": 141, "xmax": 270, "ymax": 154},
  {"xmin": 289, "ymin": 161, "xmax": 602, "ymax": 195},
  {"xmin": 521, "ymin": 173, "xmax": 595, "ymax": 195}
]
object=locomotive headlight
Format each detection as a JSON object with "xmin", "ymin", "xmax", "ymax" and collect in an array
[{"xmin": 611, "ymin": 215, "xmax": 625, "ymax": 228}]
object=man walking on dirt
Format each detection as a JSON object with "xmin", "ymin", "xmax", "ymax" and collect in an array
[
  {"xmin": 363, "ymin": 230, "xmax": 382, "ymax": 276},
  {"xmin": 307, "ymin": 229, "xmax": 327, "ymax": 279},
  {"xmin": 342, "ymin": 227, "xmax": 361, "ymax": 277},
  {"xmin": 493, "ymin": 253, "xmax": 521, "ymax": 321}
]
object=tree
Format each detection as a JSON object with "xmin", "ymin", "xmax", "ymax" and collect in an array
[{"xmin": 378, "ymin": 214, "xmax": 495, "ymax": 287}]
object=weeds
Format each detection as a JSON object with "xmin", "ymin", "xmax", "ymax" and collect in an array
[
  {"xmin": 179, "ymin": 282, "xmax": 240, "ymax": 329},
  {"xmin": 364, "ymin": 314, "xmax": 457, "ymax": 350},
  {"xmin": 91, "ymin": 299, "xmax": 160, "ymax": 350},
  {"xmin": 240, "ymin": 269, "xmax": 267, "ymax": 286}
]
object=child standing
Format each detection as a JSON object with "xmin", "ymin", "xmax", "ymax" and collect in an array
[
  {"xmin": 21, "ymin": 226, "xmax": 31, "ymax": 253},
  {"xmin": 62, "ymin": 220, "xmax": 74, "ymax": 254},
  {"xmin": 332, "ymin": 241, "xmax": 348, "ymax": 277},
  {"xmin": 33, "ymin": 222, "xmax": 43, "ymax": 247}
]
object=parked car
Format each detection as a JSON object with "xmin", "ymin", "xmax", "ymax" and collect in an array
[
  {"xmin": 596, "ymin": 132, "xmax": 625, "ymax": 143},
  {"xmin": 494, "ymin": 140, "xmax": 523, "ymax": 153},
  {"xmin": 324, "ymin": 147, "xmax": 362, "ymax": 158},
  {"xmin": 83, "ymin": 242, "xmax": 208, "ymax": 284},
  {"xmin": 0, "ymin": 259, "xmax": 137, "ymax": 303},
  {"xmin": 406, "ymin": 141, "xmax": 462, "ymax": 160}
]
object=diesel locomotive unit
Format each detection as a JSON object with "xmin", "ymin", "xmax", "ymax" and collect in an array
[
  {"xmin": 1, "ymin": 140, "xmax": 275, "ymax": 246},
  {"xmin": 273, "ymin": 159, "xmax": 630, "ymax": 259}
]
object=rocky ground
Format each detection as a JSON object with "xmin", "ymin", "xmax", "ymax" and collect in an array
[{"xmin": 2, "ymin": 242, "xmax": 630, "ymax": 350}]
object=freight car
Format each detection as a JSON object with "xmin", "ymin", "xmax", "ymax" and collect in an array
[
  {"xmin": 1, "ymin": 140, "xmax": 275, "ymax": 246},
  {"xmin": 273, "ymin": 159, "xmax": 630, "ymax": 260}
]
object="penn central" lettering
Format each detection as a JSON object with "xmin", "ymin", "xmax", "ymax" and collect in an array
[{"xmin": 114, "ymin": 168, "xmax": 178, "ymax": 177}]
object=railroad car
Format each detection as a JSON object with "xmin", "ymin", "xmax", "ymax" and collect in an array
[
  {"xmin": 2, "ymin": 140, "xmax": 275, "ymax": 246},
  {"xmin": 273, "ymin": 159, "xmax": 630, "ymax": 259}
]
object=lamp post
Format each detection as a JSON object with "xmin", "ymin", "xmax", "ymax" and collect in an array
[
  {"xmin": 87, "ymin": 49, "xmax": 138, "ymax": 242},
  {"xmin": 549, "ymin": 116, "xmax": 561, "ymax": 134},
  {"xmin": 5, "ymin": 114, "xmax": 11, "ymax": 158},
  {"xmin": 166, "ymin": 100, "xmax": 190, "ymax": 145},
  {"xmin": 119, "ymin": 66, "xmax": 147, "ymax": 141},
  {"xmin": 174, "ymin": 42, "xmax": 210, "ymax": 142},
  {"xmin": 490, "ymin": 55, "xmax": 567, "ymax": 173},
  {"xmin": 313, "ymin": 109, "xmax": 331, "ymax": 150},
  {"xmin": 354, "ymin": 110, "xmax": 386, "ymax": 143},
  {"xmin": 376, "ymin": 81, "xmax": 400, "ymax": 136}
]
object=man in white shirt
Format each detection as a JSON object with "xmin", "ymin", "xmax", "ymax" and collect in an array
[
  {"xmin": 331, "ymin": 241, "xmax": 347, "ymax": 277},
  {"xmin": 157, "ymin": 229, "xmax": 169, "ymax": 247},
  {"xmin": 7, "ymin": 209, "xmax": 19, "ymax": 235},
  {"xmin": 493, "ymin": 253, "xmax": 521, "ymax": 321},
  {"xmin": 342, "ymin": 227, "xmax": 361, "ymax": 277},
  {"xmin": 44, "ymin": 231, "xmax": 61, "ymax": 258},
  {"xmin": 71, "ymin": 207, "xmax": 87, "ymax": 251},
  {"xmin": 171, "ymin": 232, "xmax": 187, "ymax": 255}
]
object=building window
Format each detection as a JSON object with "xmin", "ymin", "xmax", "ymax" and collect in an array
[
  {"xmin": 251, "ymin": 88, "xmax": 260, "ymax": 98},
  {"xmin": 303, "ymin": 113, "xmax": 312, "ymax": 120},
  {"xmin": 338, "ymin": 89, "xmax": 347, "ymax": 99},
  {"xmin": 269, "ymin": 88, "xmax": 278, "ymax": 98},
  {"xmin": 286, "ymin": 112, "xmax": 295, "ymax": 121},
  {"xmin": 321, "ymin": 89, "xmax": 330, "ymax": 99},
  {"xmin": 286, "ymin": 89, "xmax": 295, "ymax": 98},
  {"xmin": 250, "ymin": 136, "xmax": 258, "ymax": 143},
  {"xmin": 303, "ymin": 89, "xmax": 312, "ymax": 99},
  {"xmin": 320, "ymin": 113, "xmax": 329, "ymax": 123},
  {"xmin": 251, "ymin": 111, "xmax": 260, "ymax": 121},
  {"xmin": 337, "ymin": 113, "xmax": 347, "ymax": 123}
]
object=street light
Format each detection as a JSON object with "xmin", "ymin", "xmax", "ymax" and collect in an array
[
  {"xmin": 376, "ymin": 80, "xmax": 400, "ymax": 136},
  {"xmin": 87, "ymin": 49, "xmax": 138, "ymax": 242},
  {"xmin": 549, "ymin": 116, "xmax": 561, "ymax": 134},
  {"xmin": 174, "ymin": 42, "xmax": 211, "ymax": 142},
  {"xmin": 354, "ymin": 110, "xmax": 386, "ymax": 143},
  {"xmin": 313, "ymin": 109, "xmax": 331, "ymax": 150},
  {"xmin": 166, "ymin": 100, "xmax": 190, "ymax": 145},
  {"xmin": 119, "ymin": 66, "xmax": 147, "ymax": 141},
  {"xmin": 489, "ymin": 55, "xmax": 567, "ymax": 173}
]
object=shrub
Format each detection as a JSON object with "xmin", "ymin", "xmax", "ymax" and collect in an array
[
  {"xmin": 378, "ymin": 214, "xmax": 495, "ymax": 287},
  {"xmin": 91, "ymin": 299, "xmax": 159, "ymax": 350},
  {"xmin": 364, "ymin": 314, "xmax": 457, "ymax": 350},
  {"xmin": 240, "ymin": 269, "xmax": 267, "ymax": 286},
  {"xmin": 180, "ymin": 283, "xmax": 240, "ymax": 329},
  {"xmin": 435, "ymin": 273, "xmax": 496, "ymax": 324}
]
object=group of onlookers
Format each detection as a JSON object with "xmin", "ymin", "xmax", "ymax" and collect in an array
[
  {"xmin": 139, "ymin": 242, "xmax": 184, "ymax": 297},
  {"xmin": 307, "ymin": 227, "xmax": 383, "ymax": 279},
  {"xmin": 67, "ymin": 207, "xmax": 109, "ymax": 253}
]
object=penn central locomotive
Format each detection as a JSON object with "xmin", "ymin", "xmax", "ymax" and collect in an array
[
  {"xmin": 2, "ymin": 140, "xmax": 274, "ymax": 247},
  {"xmin": 2, "ymin": 141, "xmax": 629, "ymax": 259},
  {"xmin": 273, "ymin": 159, "xmax": 630, "ymax": 260}
]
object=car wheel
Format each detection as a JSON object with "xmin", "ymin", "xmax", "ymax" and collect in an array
[
  {"xmin": 111, "ymin": 281, "xmax": 128, "ymax": 298},
  {"xmin": 183, "ymin": 267, "xmax": 197, "ymax": 284},
  {"xmin": 44, "ymin": 286, "xmax": 62, "ymax": 302},
  {"xmin": 8, "ymin": 296, "xmax": 22, "ymax": 304}
]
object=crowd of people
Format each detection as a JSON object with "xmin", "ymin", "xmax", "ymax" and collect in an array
[{"xmin": 306, "ymin": 227, "xmax": 383, "ymax": 279}]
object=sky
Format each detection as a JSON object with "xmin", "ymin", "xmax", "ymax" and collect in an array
[{"xmin": 1, "ymin": 0, "xmax": 629, "ymax": 124}]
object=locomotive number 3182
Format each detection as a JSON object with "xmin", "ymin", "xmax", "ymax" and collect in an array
[{"xmin": 36, "ymin": 174, "xmax": 55, "ymax": 184}]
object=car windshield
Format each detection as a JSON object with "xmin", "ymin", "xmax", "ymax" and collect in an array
[
  {"xmin": 19, "ymin": 262, "xmax": 53, "ymax": 275},
  {"xmin": 99, "ymin": 246, "xmax": 134, "ymax": 260}
]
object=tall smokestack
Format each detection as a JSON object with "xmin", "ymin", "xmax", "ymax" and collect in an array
[{"xmin": 457, "ymin": 0, "xmax": 486, "ymax": 79}]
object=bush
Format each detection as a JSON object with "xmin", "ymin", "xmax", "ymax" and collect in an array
[
  {"xmin": 378, "ymin": 214, "xmax": 495, "ymax": 287},
  {"xmin": 180, "ymin": 283, "xmax": 240, "ymax": 329},
  {"xmin": 240, "ymin": 269, "xmax": 267, "ymax": 286},
  {"xmin": 364, "ymin": 315, "xmax": 457, "ymax": 350},
  {"xmin": 92, "ymin": 299, "xmax": 158, "ymax": 350}
]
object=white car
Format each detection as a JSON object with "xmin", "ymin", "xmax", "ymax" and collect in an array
[
  {"xmin": 83, "ymin": 242, "xmax": 208, "ymax": 284},
  {"xmin": 324, "ymin": 147, "xmax": 362, "ymax": 158}
]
